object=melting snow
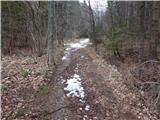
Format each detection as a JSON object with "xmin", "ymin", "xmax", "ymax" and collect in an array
[
  {"xmin": 79, "ymin": 99, "xmax": 85, "ymax": 103},
  {"xmin": 62, "ymin": 39, "xmax": 93, "ymax": 118},
  {"xmin": 79, "ymin": 107, "xmax": 83, "ymax": 111},
  {"xmin": 84, "ymin": 104, "xmax": 90, "ymax": 111},
  {"xmin": 62, "ymin": 48, "xmax": 72, "ymax": 60},
  {"xmin": 74, "ymin": 65, "xmax": 79, "ymax": 73},
  {"xmin": 62, "ymin": 38, "xmax": 91, "ymax": 61},
  {"xmin": 81, "ymin": 56, "xmax": 84, "ymax": 59},
  {"xmin": 83, "ymin": 115, "xmax": 88, "ymax": 120},
  {"xmin": 68, "ymin": 38, "xmax": 91, "ymax": 49},
  {"xmin": 93, "ymin": 117, "xmax": 98, "ymax": 120},
  {"xmin": 75, "ymin": 67, "xmax": 78, "ymax": 70},
  {"xmin": 64, "ymin": 74, "xmax": 85, "ymax": 98},
  {"xmin": 61, "ymin": 79, "xmax": 65, "ymax": 84}
]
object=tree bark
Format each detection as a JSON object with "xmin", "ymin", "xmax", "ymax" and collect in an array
[
  {"xmin": 25, "ymin": 1, "xmax": 43, "ymax": 57},
  {"xmin": 150, "ymin": 2, "xmax": 159, "ymax": 59},
  {"xmin": 139, "ymin": 2, "xmax": 145, "ymax": 62},
  {"xmin": 47, "ymin": 1, "xmax": 55, "ymax": 67}
]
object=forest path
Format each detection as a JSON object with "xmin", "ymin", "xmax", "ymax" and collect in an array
[{"xmin": 35, "ymin": 38, "xmax": 148, "ymax": 120}]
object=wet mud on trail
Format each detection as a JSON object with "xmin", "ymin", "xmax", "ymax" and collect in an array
[{"xmin": 34, "ymin": 38, "xmax": 152, "ymax": 120}]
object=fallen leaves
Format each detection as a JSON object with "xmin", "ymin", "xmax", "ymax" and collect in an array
[
  {"xmin": 1, "ymin": 54, "xmax": 50, "ymax": 119},
  {"xmin": 79, "ymin": 47, "xmax": 157, "ymax": 119},
  {"xmin": 2, "ymin": 46, "xmax": 159, "ymax": 119}
]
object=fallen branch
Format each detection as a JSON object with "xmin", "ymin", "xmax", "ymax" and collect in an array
[
  {"xmin": 135, "ymin": 60, "xmax": 160, "ymax": 68},
  {"xmin": 154, "ymin": 90, "xmax": 160, "ymax": 107},
  {"xmin": 45, "ymin": 105, "xmax": 71, "ymax": 115},
  {"xmin": 37, "ymin": 104, "xmax": 75, "ymax": 117},
  {"xmin": 137, "ymin": 81, "xmax": 160, "ymax": 85}
]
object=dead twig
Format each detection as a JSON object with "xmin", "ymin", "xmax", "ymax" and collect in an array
[
  {"xmin": 137, "ymin": 81, "xmax": 160, "ymax": 85},
  {"xmin": 38, "ymin": 104, "xmax": 75, "ymax": 117},
  {"xmin": 154, "ymin": 90, "xmax": 160, "ymax": 107},
  {"xmin": 135, "ymin": 60, "xmax": 160, "ymax": 68}
]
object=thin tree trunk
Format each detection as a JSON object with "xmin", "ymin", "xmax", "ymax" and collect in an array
[
  {"xmin": 88, "ymin": 0, "xmax": 96, "ymax": 50},
  {"xmin": 139, "ymin": 2, "xmax": 145, "ymax": 62},
  {"xmin": 25, "ymin": 1, "xmax": 43, "ymax": 57},
  {"xmin": 7, "ymin": 3, "xmax": 13, "ymax": 54},
  {"xmin": 150, "ymin": 2, "xmax": 159, "ymax": 59},
  {"xmin": 47, "ymin": 1, "xmax": 55, "ymax": 67}
]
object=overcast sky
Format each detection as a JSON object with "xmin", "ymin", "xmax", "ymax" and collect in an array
[{"xmin": 79, "ymin": 0, "xmax": 107, "ymax": 12}]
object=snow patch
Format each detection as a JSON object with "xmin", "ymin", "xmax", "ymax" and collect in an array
[
  {"xmin": 84, "ymin": 104, "xmax": 90, "ymax": 111},
  {"xmin": 62, "ymin": 48, "xmax": 72, "ymax": 60},
  {"xmin": 93, "ymin": 117, "xmax": 98, "ymax": 120},
  {"xmin": 74, "ymin": 65, "xmax": 79, "ymax": 73},
  {"xmin": 62, "ymin": 38, "xmax": 91, "ymax": 61},
  {"xmin": 83, "ymin": 115, "xmax": 88, "ymax": 120},
  {"xmin": 81, "ymin": 56, "xmax": 84, "ymax": 58},
  {"xmin": 64, "ymin": 74, "xmax": 85, "ymax": 98},
  {"xmin": 61, "ymin": 79, "xmax": 65, "ymax": 84},
  {"xmin": 79, "ymin": 99, "xmax": 85, "ymax": 103}
]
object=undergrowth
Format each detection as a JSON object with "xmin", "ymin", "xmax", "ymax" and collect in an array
[{"xmin": 40, "ymin": 85, "xmax": 50, "ymax": 95}]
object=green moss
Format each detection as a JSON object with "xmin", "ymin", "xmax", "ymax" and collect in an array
[
  {"xmin": 1, "ymin": 84, "xmax": 9, "ymax": 93},
  {"xmin": 40, "ymin": 85, "xmax": 50, "ymax": 95}
]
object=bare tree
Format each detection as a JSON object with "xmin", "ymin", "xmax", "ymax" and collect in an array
[{"xmin": 25, "ymin": 1, "xmax": 45, "ymax": 57}]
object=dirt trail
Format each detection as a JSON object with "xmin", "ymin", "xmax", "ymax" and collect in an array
[{"xmin": 34, "ymin": 39, "xmax": 151, "ymax": 120}]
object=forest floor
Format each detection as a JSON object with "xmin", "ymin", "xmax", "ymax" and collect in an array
[{"xmin": 1, "ymin": 39, "xmax": 158, "ymax": 120}]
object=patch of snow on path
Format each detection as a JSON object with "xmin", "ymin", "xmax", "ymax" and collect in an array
[
  {"xmin": 84, "ymin": 104, "xmax": 90, "ymax": 111},
  {"xmin": 61, "ymin": 38, "xmax": 93, "ymax": 118},
  {"xmin": 62, "ymin": 38, "xmax": 91, "ymax": 61},
  {"xmin": 62, "ymin": 48, "xmax": 71, "ymax": 60},
  {"xmin": 83, "ymin": 115, "xmax": 88, "ymax": 120},
  {"xmin": 64, "ymin": 74, "xmax": 85, "ymax": 98}
]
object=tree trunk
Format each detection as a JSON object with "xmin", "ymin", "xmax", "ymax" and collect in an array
[
  {"xmin": 25, "ymin": 1, "xmax": 43, "ymax": 57},
  {"xmin": 47, "ymin": 1, "xmax": 55, "ymax": 67},
  {"xmin": 150, "ymin": 2, "xmax": 159, "ymax": 59},
  {"xmin": 108, "ymin": 1, "xmax": 114, "ymax": 32},
  {"xmin": 87, "ymin": 0, "xmax": 97, "ymax": 50},
  {"xmin": 139, "ymin": 2, "xmax": 145, "ymax": 62}
]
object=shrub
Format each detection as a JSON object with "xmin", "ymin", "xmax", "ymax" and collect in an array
[
  {"xmin": 105, "ymin": 24, "xmax": 129, "ymax": 52},
  {"xmin": 21, "ymin": 69, "xmax": 31, "ymax": 78}
]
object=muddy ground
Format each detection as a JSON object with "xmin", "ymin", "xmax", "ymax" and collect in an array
[
  {"xmin": 1, "ymin": 39, "xmax": 158, "ymax": 120},
  {"xmin": 33, "ymin": 46, "xmax": 155, "ymax": 120}
]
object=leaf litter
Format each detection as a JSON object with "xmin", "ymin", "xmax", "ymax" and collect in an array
[{"xmin": 1, "ymin": 54, "xmax": 50, "ymax": 119}]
